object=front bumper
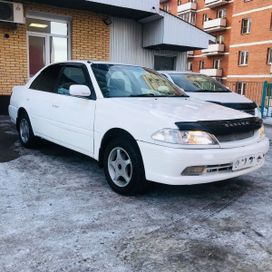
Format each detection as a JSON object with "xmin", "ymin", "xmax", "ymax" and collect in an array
[{"xmin": 138, "ymin": 138, "xmax": 269, "ymax": 185}]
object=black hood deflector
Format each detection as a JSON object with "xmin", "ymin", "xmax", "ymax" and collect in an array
[{"xmin": 175, "ymin": 117, "xmax": 263, "ymax": 135}]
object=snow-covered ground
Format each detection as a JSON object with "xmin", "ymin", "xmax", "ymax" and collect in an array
[{"xmin": 0, "ymin": 117, "xmax": 272, "ymax": 272}]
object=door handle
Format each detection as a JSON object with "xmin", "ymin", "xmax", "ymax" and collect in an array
[{"xmin": 52, "ymin": 104, "xmax": 60, "ymax": 109}]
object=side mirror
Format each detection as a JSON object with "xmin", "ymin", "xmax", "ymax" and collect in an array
[{"xmin": 69, "ymin": 85, "xmax": 91, "ymax": 97}]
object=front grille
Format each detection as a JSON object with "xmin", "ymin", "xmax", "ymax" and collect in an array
[
  {"xmin": 205, "ymin": 163, "xmax": 233, "ymax": 174},
  {"xmin": 216, "ymin": 130, "xmax": 255, "ymax": 142}
]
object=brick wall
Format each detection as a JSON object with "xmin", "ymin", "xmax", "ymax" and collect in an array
[
  {"xmin": 0, "ymin": 1, "xmax": 110, "ymax": 96},
  {"xmin": 233, "ymin": 0, "xmax": 272, "ymax": 14},
  {"xmin": 228, "ymin": 3, "xmax": 272, "ymax": 81},
  {"xmin": 160, "ymin": 0, "xmax": 177, "ymax": 15},
  {"xmin": 190, "ymin": 0, "xmax": 233, "ymax": 83}
]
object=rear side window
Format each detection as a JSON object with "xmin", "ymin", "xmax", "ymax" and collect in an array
[{"xmin": 30, "ymin": 64, "xmax": 62, "ymax": 92}]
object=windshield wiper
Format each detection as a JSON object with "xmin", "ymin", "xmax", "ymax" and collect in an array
[{"xmin": 130, "ymin": 94, "xmax": 189, "ymax": 97}]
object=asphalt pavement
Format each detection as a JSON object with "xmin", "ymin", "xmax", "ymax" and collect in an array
[{"xmin": 0, "ymin": 116, "xmax": 272, "ymax": 272}]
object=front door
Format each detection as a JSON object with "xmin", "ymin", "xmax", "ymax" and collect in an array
[{"xmin": 50, "ymin": 64, "xmax": 96, "ymax": 156}]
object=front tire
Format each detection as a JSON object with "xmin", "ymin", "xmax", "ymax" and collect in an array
[
  {"xmin": 18, "ymin": 112, "xmax": 36, "ymax": 148},
  {"xmin": 103, "ymin": 137, "xmax": 147, "ymax": 195}
]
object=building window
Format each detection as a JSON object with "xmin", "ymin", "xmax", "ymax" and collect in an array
[
  {"xmin": 239, "ymin": 51, "xmax": 249, "ymax": 66},
  {"xmin": 27, "ymin": 16, "xmax": 70, "ymax": 77},
  {"xmin": 203, "ymin": 14, "xmax": 209, "ymax": 23},
  {"xmin": 154, "ymin": 55, "xmax": 176, "ymax": 71},
  {"xmin": 216, "ymin": 35, "xmax": 224, "ymax": 44},
  {"xmin": 187, "ymin": 61, "xmax": 192, "ymax": 71},
  {"xmin": 177, "ymin": 0, "xmax": 182, "ymax": 5},
  {"xmin": 241, "ymin": 18, "xmax": 251, "ymax": 34},
  {"xmin": 213, "ymin": 59, "xmax": 221, "ymax": 69},
  {"xmin": 236, "ymin": 82, "xmax": 246, "ymax": 95},
  {"xmin": 199, "ymin": 61, "xmax": 205, "ymax": 70},
  {"xmin": 268, "ymin": 48, "xmax": 272, "ymax": 64},
  {"xmin": 270, "ymin": 13, "xmax": 272, "ymax": 30},
  {"xmin": 179, "ymin": 11, "xmax": 196, "ymax": 25},
  {"xmin": 162, "ymin": 3, "xmax": 170, "ymax": 12},
  {"xmin": 217, "ymin": 9, "xmax": 226, "ymax": 19}
]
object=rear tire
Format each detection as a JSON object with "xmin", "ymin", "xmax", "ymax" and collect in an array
[
  {"xmin": 18, "ymin": 112, "xmax": 36, "ymax": 148},
  {"xmin": 103, "ymin": 137, "xmax": 147, "ymax": 195}
]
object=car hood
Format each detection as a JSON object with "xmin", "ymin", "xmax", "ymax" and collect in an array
[
  {"xmin": 99, "ymin": 97, "xmax": 250, "ymax": 124},
  {"xmin": 187, "ymin": 92, "xmax": 253, "ymax": 104},
  {"xmin": 96, "ymin": 97, "xmax": 256, "ymax": 146}
]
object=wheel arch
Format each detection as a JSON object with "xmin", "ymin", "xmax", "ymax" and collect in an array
[
  {"xmin": 98, "ymin": 128, "xmax": 142, "ymax": 168},
  {"xmin": 16, "ymin": 107, "xmax": 28, "ymax": 131}
]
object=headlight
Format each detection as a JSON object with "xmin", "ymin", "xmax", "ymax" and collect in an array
[
  {"xmin": 259, "ymin": 125, "xmax": 265, "ymax": 138},
  {"xmin": 151, "ymin": 129, "xmax": 218, "ymax": 145}
]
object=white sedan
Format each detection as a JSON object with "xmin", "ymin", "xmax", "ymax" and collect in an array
[
  {"xmin": 160, "ymin": 71, "xmax": 260, "ymax": 116},
  {"xmin": 9, "ymin": 61, "xmax": 269, "ymax": 195}
]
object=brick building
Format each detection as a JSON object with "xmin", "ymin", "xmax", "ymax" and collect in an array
[
  {"xmin": 160, "ymin": 0, "xmax": 178, "ymax": 14},
  {"xmin": 162, "ymin": 0, "xmax": 272, "ymax": 102},
  {"xmin": 0, "ymin": 0, "xmax": 214, "ymax": 114}
]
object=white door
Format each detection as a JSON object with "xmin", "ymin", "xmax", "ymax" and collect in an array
[
  {"xmin": 26, "ymin": 64, "xmax": 62, "ymax": 137},
  {"xmin": 49, "ymin": 64, "xmax": 96, "ymax": 156}
]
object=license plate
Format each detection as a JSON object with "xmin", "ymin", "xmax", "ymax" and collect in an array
[{"xmin": 232, "ymin": 153, "xmax": 264, "ymax": 171}]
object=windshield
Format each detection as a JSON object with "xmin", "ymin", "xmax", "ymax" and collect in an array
[
  {"xmin": 91, "ymin": 64, "xmax": 188, "ymax": 98},
  {"xmin": 169, "ymin": 73, "xmax": 230, "ymax": 93}
]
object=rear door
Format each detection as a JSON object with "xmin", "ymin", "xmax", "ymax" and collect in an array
[
  {"xmin": 27, "ymin": 64, "xmax": 62, "ymax": 137},
  {"xmin": 49, "ymin": 63, "xmax": 96, "ymax": 156}
]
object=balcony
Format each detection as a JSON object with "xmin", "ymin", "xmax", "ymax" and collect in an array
[
  {"xmin": 177, "ymin": 2, "xmax": 197, "ymax": 13},
  {"xmin": 205, "ymin": 0, "xmax": 229, "ymax": 8},
  {"xmin": 203, "ymin": 18, "xmax": 227, "ymax": 33},
  {"xmin": 200, "ymin": 68, "xmax": 223, "ymax": 77},
  {"xmin": 202, "ymin": 43, "xmax": 225, "ymax": 56},
  {"xmin": 187, "ymin": 50, "xmax": 194, "ymax": 57}
]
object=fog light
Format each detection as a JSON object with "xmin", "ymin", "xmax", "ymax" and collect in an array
[{"xmin": 182, "ymin": 166, "xmax": 206, "ymax": 176}]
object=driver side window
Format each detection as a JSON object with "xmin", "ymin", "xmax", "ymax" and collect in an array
[{"xmin": 56, "ymin": 66, "xmax": 88, "ymax": 96}]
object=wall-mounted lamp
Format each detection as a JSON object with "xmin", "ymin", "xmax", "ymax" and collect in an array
[{"xmin": 103, "ymin": 17, "xmax": 112, "ymax": 26}]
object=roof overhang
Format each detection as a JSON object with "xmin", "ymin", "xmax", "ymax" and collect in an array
[
  {"xmin": 143, "ymin": 10, "xmax": 215, "ymax": 51},
  {"xmin": 26, "ymin": 0, "xmax": 160, "ymax": 20}
]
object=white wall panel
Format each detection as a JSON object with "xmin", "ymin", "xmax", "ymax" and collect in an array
[
  {"xmin": 110, "ymin": 18, "xmax": 187, "ymax": 71},
  {"xmin": 86, "ymin": 0, "xmax": 159, "ymax": 13}
]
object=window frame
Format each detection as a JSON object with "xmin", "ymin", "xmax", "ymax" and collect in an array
[
  {"xmin": 241, "ymin": 18, "xmax": 251, "ymax": 34},
  {"xmin": 217, "ymin": 8, "xmax": 226, "ymax": 19},
  {"xmin": 29, "ymin": 63, "xmax": 62, "ymax": 93},
  {"xmin": 216, "ymin": 34, "xmax": 224, "ymax": 44},
  {"xmin": 203, "ymin": 14, "xmax": 209, "ymax": 24},
  {"xmin": 238, "ymin": 51, "xmax": 249, "ymax": 66},
  {"xmin": 213, "ymin": 59, "xmax": 221, "ymax": 69},
  {"xmin": 26, "ymin": 12, "xmax": 71, "ymax": 78},
  {"xmin": 267, "ymin": 48, "xmax": 272, "ymax": 65},
  {"xmin": 199, "ymin": 60, "xmax": 205, "ymax": 70},
  {"xmin": 236, "ymin": 82, "xmax": 246, "ymax": 95},
  {"xmin": 187, "ymin": 61, "xmax": 192, "ymax": 71}
]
